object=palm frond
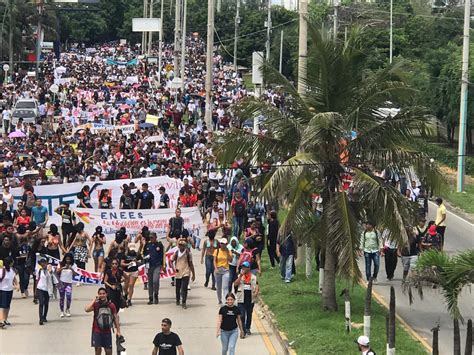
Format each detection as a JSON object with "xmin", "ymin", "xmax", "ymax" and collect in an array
[{"xmin": 325, "ymin": 191, "xmax": 361, "ymax": 282}]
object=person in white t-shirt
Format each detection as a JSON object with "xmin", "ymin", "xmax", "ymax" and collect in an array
[
  {"xmin": 0, "ymin": 257, "xmax": 17, "ymax": 328},
  {"xmin": 2, "ymin": 108, "xmax": 11, "ymax": 133}
]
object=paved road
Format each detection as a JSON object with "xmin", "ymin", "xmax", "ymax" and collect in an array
[
  {"xmin": 0, "ymin": 249, "xmax": 282, "ymax": 355},
  {"xmin": 368, "ymin": 202, "xmax": 473, "ymax": 354}
]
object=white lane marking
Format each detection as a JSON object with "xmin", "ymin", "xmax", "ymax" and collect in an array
[{"xmin": 428, "ymin": 201, "xmax": 474, "ymax": 227}]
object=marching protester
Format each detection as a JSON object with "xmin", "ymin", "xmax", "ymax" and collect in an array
[
  {"xmin": 152, "ymin": 318, "xmax": 184, "ymax": 355},
  {"xmin": 234, "ymin": 261, "xmax": 259, "ymax": 336},
  {"xmin": 36, "ymin": 257, "xmax": 53, "ymax": 325},
  {"xmin": 217, "ymin": 293, "xmax": 245, "ymax": 355},
  {"xmin": 56, "ymin": 253, "xmax": 76, "ymax": 318},
  {"xmin": 85, "ymin": 287, "xmax": 122, "ymax": 355},
  {"xmin": 144, "ymin": 232, "xmax": 164, "ymax": 305},
  {"xmin": 92, "ymin": 226, "xmax": 107, "ymax": 273},
  {"xmin": 173, "ymin": 238, "xmax": 196, "ymax": 309},
  {"xmin": 201, "ymin": 229, "xmax": 218, "ymax": 290},
  {"xmin": 54, "ymin": 203, "xmax": 76, "ymax": 248},
  {"xmin": 0, "ymin": 257, "xmax": 17, "ymax": 328},
  {"xmin": 358, "ymin": 222, "xmax": 383, "ymax": 283},
  {"xmin": 214, "ymin": 238, "xmax": 232, "ymax": 305},
  {"xmin": 103, "ymin": 258, "xmax": 126, "ymax": 312}
]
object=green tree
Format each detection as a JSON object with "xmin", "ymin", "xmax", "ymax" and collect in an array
[{"xmin": 215, "ymin": 26, "xmax": 440, "ymax": 311}]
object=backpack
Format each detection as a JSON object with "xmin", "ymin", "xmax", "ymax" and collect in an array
[
  {"xmin": 239, "ymin": 247, "xmax": 257, "ymax": 266},
  {"xmin": 233, "ymin": 200, "xmax": 245, "ymax": 217},
  {"xmin": 96, "ymin": 302, "xmax": 114, "ymax": 330}
]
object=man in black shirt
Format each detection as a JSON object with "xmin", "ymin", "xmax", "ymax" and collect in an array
[
  {"xmin": 152, "ymin": 318, "xmax": 184, "ymax": 355},
  {"xmin": 55, "ymin": 203, "xmax": 76, "ymax": 247},
  {"xmin": 158, "ymin": 186, "xmax": 170, "ymax": 209},
  {"xmin": 137, "ymin": 183, "xmax": 155, "ymax": 209},
  {"xmin": 167, "ymin": 209, "xmax": 184, "ymax": 240}
]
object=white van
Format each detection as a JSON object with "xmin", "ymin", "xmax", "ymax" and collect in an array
[{"xmin": 11, "ymin": 99, "xmax": 39, "ymax": 125}]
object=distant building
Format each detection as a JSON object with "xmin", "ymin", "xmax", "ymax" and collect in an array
[{"xmin": 277, "ymin": 0, "xmax": 298, "ymax": 11}]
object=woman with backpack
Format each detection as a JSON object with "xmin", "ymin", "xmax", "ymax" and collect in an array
[
  {"xmin": 213, "ymin": 238, "xmax": 232, "ymax": 305},
  {"xmin": 200, "ymin": 229, "xmax": 218, "ymax": 290},
  {"xmin": 36, "ymin": 257, "xmax": 53, "ymax": 325},
  {"xmin": 238, "ymin": 238, "xmax": 261, "ymax": 276},
  {"xmin": 234, "ymin": 261, "xmax": 259, "ymax": 336}
]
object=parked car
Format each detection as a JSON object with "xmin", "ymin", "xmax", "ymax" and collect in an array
[{"xmin": 11, "ymin": 99, "xmax": 39, "ymax": 125}]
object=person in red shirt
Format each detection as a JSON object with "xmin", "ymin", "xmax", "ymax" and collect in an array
[
  {"xmin": 85, "ymin": 288, "xmax": 122, "ymax": 355},
  {"xmin": 15, "ymin": 209, "xmax": 31, "ymax": 228}
]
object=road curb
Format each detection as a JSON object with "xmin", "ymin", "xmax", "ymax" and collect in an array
[
  {"xmin": 359, "ymin": 280, "xmax": 433, "ymax": 353},
  {"xmin": 256, "ymin": 295, "xmax": 298, "ymax": 355}
]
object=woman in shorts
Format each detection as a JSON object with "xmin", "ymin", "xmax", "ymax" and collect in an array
[
  {"xmin": 92, "ymin": 226, "xmax": 106, "ymax": 273},
  {"xmin": 121, "ymin": 249, "xmax": 140, "ymax": 307},
  {"xmin": 0, "ymin": 257, "xmax": 17, "ymax": 328}
]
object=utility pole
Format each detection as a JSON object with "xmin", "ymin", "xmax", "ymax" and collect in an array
[
  {"xmin": 233, "ymin": 0, "xmax": 240, "ymax": 73},
  {"xmin": 148, "ymin": 0, "xmax": 154, "ymax": 56},
  {"xmin": 265, "ymin": 0, "xmax": 272, "ymax": 61},
  {"xmin": 8, "ymin": 0, "xmax": 13, "ymax": 81},
  {"xmin": 36, "ymin": 0, "xmax": 44, "ymax": 76},
  {"xmin": 180, "ymin": 0, "xmax": 187, "ymax": 86},
  {"xmin": 174, "ymin": 0, "xmax": 181, "ymax": 75},
  {"xmin": 158, "ymin": 0, "xmax": 164, "ymax": 85},
  {"xmin": 205, "ymin": 0, "xmax": 214, "ymax": 128},
  {"xmin": 297, "ymin": 0, "xmax": 309, "ymax": 277},
  {"xmin": 143, "ymin": 0, "xmax": 148, "ymax": 54},
  {"xmin": 389, "ymin": 0, "xmax": 393, "ymax": 63},
  {"xmin": 457, "ymin": 0, "xmax": 470, "ymax": 192},
  {"xmin": 279, "ymin": 29, "xmax": 283, "ymax": 73}
]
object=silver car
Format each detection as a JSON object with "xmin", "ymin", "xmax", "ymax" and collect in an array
[{"xmin": 11, "ymin": 99, "xmax": 39, "ymax": 125}]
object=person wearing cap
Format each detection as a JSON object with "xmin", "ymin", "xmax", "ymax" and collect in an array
[
  {"xmin": 421, "ymin": 221, "xmax": 441, "ymax": 252},
  {"xmin": 213, "ymin": 237, "xmax": 232, "ymax": 305},
  {"xmin": 434, "ymin": 197, "xmax": 447, "ymax": 250},
  {"xmin": 234, "ymin": 260, "xmax": 259, "ymax": 336},
  {"xmin": 172, "ymin": 238, "xmax": 195, "ymax": 309},
  {"xmin": 355, "ymin": 335, "xmax": 376, "ymax": 355}
]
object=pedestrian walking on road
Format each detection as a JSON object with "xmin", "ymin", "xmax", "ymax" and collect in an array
[
  {"xmin": 227, "ymin": 236, "xmax": 243, "ymax": 292},
  {"xmin": 434, "ymin": 198, "xmax": 447, "ymax": 250},
  {"xmin": 36, "ymin": 257, "xmax": 53, "ymax": 325},
  {"xmin": 214, "ymin": 238, "xmax": 232, "ymax": 305},
  {"xmin": 267, "ymin": 210, "xmax": 280, "ymax": 268},
  {"xmin": 173, "ymin": 239, "xmax": 195, "ymax": 309},
  {"xmin": 400, "ymin": 226, "xmax": 422, "ymax": 281},
  {"xmin": 56, "ymin": 253, "xmax": 76, "ymax": 318},
  {"xmin": 358, "ymin": 222, "xmax": 383, "ymax": 283},
  {"xmin": 382, "ymin": 230, "xmax": 398, "ymax": 281},
  {"xmin": 0, "ymin": 257, "xmax": 17, "ymax": 328},
  {"xmin": 152, "ymin": 318, "xmax": 184, "ymax": 355},
  {"xmin": 217, "ymin": 293, "xmax": 245, "ymax": 355},
  {"xmin": 276, "ymin": 233, "xmax": 295, "ymax": 283},
  {"xmin": 144, "ymin": 232, "xmax": 164, "ymax": 305},
  {"xmin": 355, "ymin": 335, "xmax": 376, "ymax": 355},
  {"xmin": 85, "ymin": 287, "xmax": 122, "ymax": 355},
  {"xmin": 234, "ymin": 261, "xmax": 259, "ymax": 336},
  {"xmin": 201, "ymin": 229, "xmax": 218, "ymax": 290}
]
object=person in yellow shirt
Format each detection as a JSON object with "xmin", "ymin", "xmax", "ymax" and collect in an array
[
  {"xmin": 213, "ymin": 238, "xmax": 232, "ymax": 305},
  {"xmin": 435, "ymin": 197, "xmax": 447, "ymax": 250}
]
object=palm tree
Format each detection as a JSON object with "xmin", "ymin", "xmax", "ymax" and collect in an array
[
  {"xmin": 215, "ymin": 26, "xmax": 440, "ymax": 311},
  {"xmin": 406, "ymin": 249, "xmax": 474, "ymax": 355}
]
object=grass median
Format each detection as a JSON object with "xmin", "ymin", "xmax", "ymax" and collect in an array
[
  {"xmin": 442, "ymin": 183, "xmax": 474, "ymax": 214},
  {"xmin": 258, "ymin": 259, "xmax": 428, "ymax": 354}
]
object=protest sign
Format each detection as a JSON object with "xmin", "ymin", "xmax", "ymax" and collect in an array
[
  {"xmin": 74, "ymin": 207, "xmax": 203, "ymax": 241},
  {"xmin": 12, "ymin": 176, "xmax": 184, "ymax": 226}
]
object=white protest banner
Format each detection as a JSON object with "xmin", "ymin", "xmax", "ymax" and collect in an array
[
  {"xmin": 116, "ymin": 124, "xmax": 135, "ymax": 135},
  {"xmin": 35, "ymin": 253, "xmax": 102, "ymax": 286},
  {"xmin": 12, "ymin": 176, "xmax": 184, "ymax": 226},
  {"xmin": 74, "ymin": 207, "xmax": 203, "ymax": 241}
]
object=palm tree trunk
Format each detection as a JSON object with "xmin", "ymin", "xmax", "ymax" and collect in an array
[
  {"xmin": 387, "ymin": 286, "xmax": 396, "ymax": 355},
  {"xmin": 322, "ymin": 244, "xmax": 337, "ymax": 311},
  {"xmin": 305, "ymin": 244, "xmax": 312, "ymax": 279},
  {"xmin": 364, "ymin": 279, "xmax": 373, "ymax": 338},
  {"xmin": 454, "ymin": 319, "xmax": 461, "ymax": 355},
  {"xmin": 465, "ymin": 319, "xmax": 472, "ymax": 355},
  {"xmin": 432, "ymin": 325, "xmax": 440, "ymax": 355}
]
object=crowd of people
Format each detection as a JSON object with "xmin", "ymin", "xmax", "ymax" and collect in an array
[
  {"xmin": 0, "ymin": 33, "xmax": 451, "ymax": 355},
  {"xmin": 0, "ymin": 35, "xmax": 287, "ymax": 355}
]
